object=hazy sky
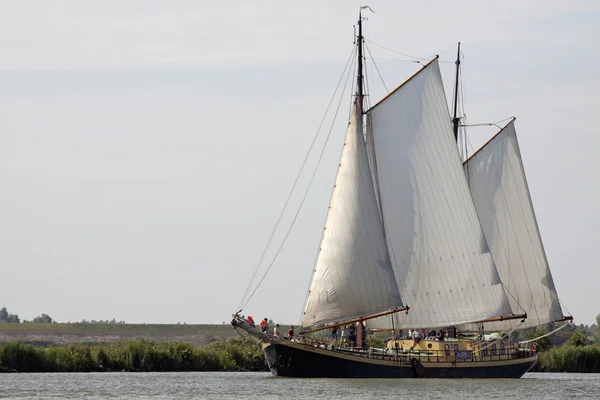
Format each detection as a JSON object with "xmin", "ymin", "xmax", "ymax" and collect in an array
[{"xmin": 1, "ymin": 1, "xmax": 598, "ymax": 326}]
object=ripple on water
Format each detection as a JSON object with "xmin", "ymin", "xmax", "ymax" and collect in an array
[{"xmin": 0, "ymin": 372, "xmax": 599, "ymax": 399}]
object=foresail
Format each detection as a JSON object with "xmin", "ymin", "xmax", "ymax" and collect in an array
[
  {"xmin": 462, "ymin": 120, "xmax": 564, "ymax": 331},
  {"xmin": 301, "ymin": 101, "xmax": 403, "ymax": 327},
  {"xmin": 366, "ymin": 58, "xmax": 514, "ymax": 330}
]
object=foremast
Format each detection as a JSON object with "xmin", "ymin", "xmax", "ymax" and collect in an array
[
  {"xmin": 356, "ymin": 9, "xmax": 365, "ymax": 114},
  {"xmin": 353, "ymin": 7, "xmax": 365, "ymax": 347},
  {"xmin": 451, "ymin": 42, "xmax": 461, "ymax": 142}
]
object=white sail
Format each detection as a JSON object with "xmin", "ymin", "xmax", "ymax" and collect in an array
[
  {"xmin": 301, "ymin": 101, "xmax": 403, "ymax": 327},
  {"xmin": 463, "ymin": 119, "xmax": 564, "ymax": 330},
  {"xmin": 366, "ymin": 58, "xmax": 514, "ymax": 330}
]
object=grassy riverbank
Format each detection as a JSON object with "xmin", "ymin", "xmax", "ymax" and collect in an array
[
  {"xmin": 537, "ymin": 345, "xmax": 600, "ymax": 373},
  {"xmin": 3, "ymin": 337, "xmax": 599, "ymax": 373},
  {"xmin": 0, "ymin": 323, "xmax": 239, "ymax": 345},
  {"xmin": 0, "ymin": 338, "xmax": 267, "ymax": 372}
]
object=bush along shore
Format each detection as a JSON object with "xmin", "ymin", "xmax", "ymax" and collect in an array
[
  {"xmin": 536, "ymin": 345, "xmax": 600, "ymax": 373},
  {"xmin": 0, "ymin": 338, "xmax": 267, "ymax": 373}
]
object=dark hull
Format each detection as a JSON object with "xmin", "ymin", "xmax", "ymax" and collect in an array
[{"xmin": 263, "ymin": 342, "xmax": 537, "ymax": 378}]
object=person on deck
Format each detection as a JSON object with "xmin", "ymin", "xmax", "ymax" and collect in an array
[
  {"xmin": 260, "ymin": 318, "xmax": 269, "ymax": 334},
  {"xmin": 341, "ymin": 325, "xmax": 348, "ymax": 347},
  {"xmin": 437, "ymin": 329, "xmax": 446, "ymax": 341},
  {"xmin": 359, "ymin": 321, "xmax": 366, "ymax": 349},
  {"xmin": 247, "ymin": 316, "xmax": 255, "ymax": 327},
  {"xmin": 288, "ymin": 326, "xmax": 294, "ymax": 340},
  {"xmin": 348, "ymin": 324, "xmax": 356, "ymax": 349},
  {"xmin": 412, "ymin": 328, "xmax": 423, "ymax": 347},
  {"xmin": 331, "ymin": 326, "xmax": 339, "ymax": 346},
  {"xmin": 274, "ymin": 324, "xmax": 280, "ymax": 339}
]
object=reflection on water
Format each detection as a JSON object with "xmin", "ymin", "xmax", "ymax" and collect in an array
[{"xmin": 0, "ymin": 372, "xmax": 599, "ymax": 399}]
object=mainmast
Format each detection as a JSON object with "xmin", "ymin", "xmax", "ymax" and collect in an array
[
  {"xmin": 451, "ymin": 42, "xmax": 461, "ymax": 142},
  {"xmin": 356, "ymin": 10, "xmax": 364, "ymax": 114}
]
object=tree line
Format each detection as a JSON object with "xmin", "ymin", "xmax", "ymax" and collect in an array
[
  {"xmin": 0, "ymin": 308, "xmax": 53, "ymax": 324},
  {"xmin": 0, "ymin": 307, "xmax": 125, "ymax": 324}
]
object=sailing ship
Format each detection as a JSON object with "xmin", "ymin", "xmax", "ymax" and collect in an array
[{"xmin": 231, "ymin": 8, "xmax": 572, "ymax": 378}]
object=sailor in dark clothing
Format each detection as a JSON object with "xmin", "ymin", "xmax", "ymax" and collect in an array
[{"xmin": 349, "ymin": 324, "xmax": 356, "ymax": 348}]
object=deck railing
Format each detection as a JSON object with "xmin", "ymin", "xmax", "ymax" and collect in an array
[{"xmin": 291, "ymin": 340, "xmax": 536, "ymax": 364}]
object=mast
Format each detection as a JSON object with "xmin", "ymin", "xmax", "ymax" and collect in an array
[
  {"xmin": 355, "ymin": 8, "xmax": 365, "ymax": 347},
  {"xmin": 451, "ymin": 42, "xmax": 461, "ymax": 142},
  {"xmin": 356, "ymin": 10, "xmax": 364, "ymax": 114}
]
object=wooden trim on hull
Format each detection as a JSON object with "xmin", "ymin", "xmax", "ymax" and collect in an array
[{"xmin": 263, "ymin": 341, "xmax": 537, "ymax": 378}]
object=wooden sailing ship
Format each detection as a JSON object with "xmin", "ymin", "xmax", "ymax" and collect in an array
[{"xmin": 232, "ymin": 7, "xmax": 571, "ymax": 378}]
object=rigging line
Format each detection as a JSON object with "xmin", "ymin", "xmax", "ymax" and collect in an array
[
  {"xmin": 363, "ymin": 47, "xmax": 371, "ymax": 109},
  {"xmin": 364, "ymin": 39, "xmax": 430, "ymax": 60},
  {"xmin": 462, "ymin": 117, "xmax": 515, "ymax": 129},
  {"xmin": 364, "ymin": 43, "xmax": 389, "ymax": 93},
  {"xmin": 371, "ymin": 57, "xmax": 423, "ymax": 63},
  {"xmin": 465, "ymin": 135, "xmax": 476, "ymax": 157},
  {"xmin": 459, "ymin": 61, "xmax": 468, "ymax": 162},
  {"xmin": 558, "ymin": 300, "xmax": 573, "ymax": 319},
  {"xmin": 243, "ymin": 52, "xmax": 356, "ymax": 311},
  {"xmin": 348, "ymin": 46, "xmax": 358, "ymax": 120},
  {"xmin": 299, "ymin": 53, "xmax": 359, "ymax": 328},
  {"xmin": 462, "ymin": 123, "xmax": 501, "ymax": 128},
  {"xmin": 518, "ymin": 321, "xmax": 571, "ymax": 344},
  {"xmin": 297, "ymin": 45, "xmax": 358, "ymax": 326},
  {"xmin": 237, "ymin": 46, "xmax": 357, "ymax": 311}
]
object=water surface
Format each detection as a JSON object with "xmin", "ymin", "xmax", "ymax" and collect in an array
[{"xmin": 1, "ymin": 372, "xmax": 598, "ymax": 399}]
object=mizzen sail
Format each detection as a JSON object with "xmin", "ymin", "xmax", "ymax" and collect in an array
[
  {"xmin": 301, "ymin": 101, "xmax": 403, "ymax": 327},
  {"xmin": 463, "ymin": 119, "xmax": 565, "ymax": 330},
  {"xmin": 366, "ymin": 58, "xmax": 514, "ymax": 329}
]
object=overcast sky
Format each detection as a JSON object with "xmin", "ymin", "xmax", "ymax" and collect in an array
[{"xmin": 1, "ymin": 1, "xmax": 598, "ymax": 326}]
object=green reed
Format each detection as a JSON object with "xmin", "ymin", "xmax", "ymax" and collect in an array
[
  {"xmin": 0, "ymin": 338, "xmax": 267, "ymax": 373},
  {"xmin": 537, "ymin": 345, "xmax": 600, "ymax": 373}
]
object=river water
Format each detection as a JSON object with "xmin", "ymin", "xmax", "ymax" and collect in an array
[{"xmin": 0, "ymin": 372, "xmax": 598, "ymax": 399}]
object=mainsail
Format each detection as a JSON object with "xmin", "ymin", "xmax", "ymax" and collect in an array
[
  {"xmin": 366, "ymin": 58, "xmax": 514, "ymax": 330},
  {"xmin": 463, "ymin": 119, "xmax": 566, "ymax": 330},
  {"xmin": 301, "ymin": 101, "xmax": 404, "ymax": 327}
]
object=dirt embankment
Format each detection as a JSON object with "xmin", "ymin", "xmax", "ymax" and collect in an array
[{"xmin": 0, "ymin": 323, "xmax": 238, "ymax": 345}]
